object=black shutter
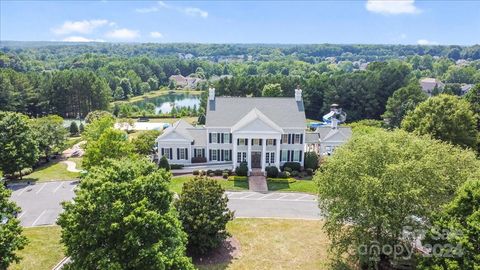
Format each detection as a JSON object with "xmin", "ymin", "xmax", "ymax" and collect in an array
[
  {"xmin": 259, "ymin": 139, "xmax": 262, "ymax": 146},
  {"xmin": 299, "ymin": 151, "xmax": 302, "ymax": 162},
  {"xmin": 290, "ymin": 151, "xmax": 294, "ymax": 162},
  {"xmin": 209, "ymin": 133, "xmax": 212, "ymax": 143},
  {"xmin": 202, "ymin": 149, "xmax": 205, "ymax": 158},
  {"xmin": 209, "ymin": 149, "xmax": 212, "ymax": 160},
  {"xmin": 300, "ymin": 134, "xmax": 303, "ymax": 144},
  {"xmin": 177, "ymin": 148, "xmax": 179, "ymax": 159},
  {"xmin": 221, "ymin": 133, "xmax": 224, "ymax": 143},
  {"xmin": 221, "ymin": 150, "xmax": 224, "ymax": 161},
  {"xmin": 273, "ymin": 139, "xmax": 276, "ymax": 145},
  {"xmin": 237, "ymin": 138, "xmax": 240, "ymax": 145},
  {"xmin": 169, "ymin": 148, "xmax": 173, "ymax": 159},
  {"xmin": 229, "ymin": 134, "xmax": 232, "ymax": 143},
  {"xmin": 229, "ymin": 150, "xmax": 232, "ymax": 161},
  {"xmin": 288, "ymin": 134, "xmax": 292, "ymax": 144},
  {"xmin": 217, "ymin": 133, "xmax": 221, "ymax": 143},
  {"xmin": 280, "ymin": 136, "xmax": 283, "ymax": 144},
  {"xmin": 161, "ymin": 148, "xmax": 164, "ymax": 156},
  {"xmin": 217, "ymin": 149, "xmax": 220, "ymax": 161},
  {"xmin": 280, "ymin": 150, "xmax": 282, "ymax": 162},
  {"xmin": 245, "ymin": 139, "xmax": 248, "ymax": 146},
  {"xmin": 185, "ymin": 148, "xmax": 188, "ymax": 160}
]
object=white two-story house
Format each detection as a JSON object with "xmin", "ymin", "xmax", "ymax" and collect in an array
[{"xmin": 156, "ymin": 87, "xmax": 307, "ymax": 173}]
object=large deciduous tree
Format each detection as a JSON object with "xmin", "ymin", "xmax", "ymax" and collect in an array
[
  {"xmin": 176, "ymin": 176, "xmax": 234, "ymax": 255},
  {"xmin": 316, "ymin": 129, "xmax": 480, "ymax": 269},
  {"xmin": 401, "ymin": 94, "xmax": 478, "ymax": 149},
  {"xmin": 262, "ymin": 83, "xmax": 283, "ymax": 97},
  {"xmin": 30, "ymin": 115, "xmax": 68, "ymax": 160},
  {"xmin": 0, "ymin": 112, "xmax": 39, "ymax": 178},
  {"xmin": 0, "ymin": 184, "xmax": 28, "ymax": 269},
  {"xmin": 132, "ymin": 130, "xmax": 161, "ymax": 155},
  {"xmin": 82, "ymin": 115, "xmax": 115, "ymax": 142},
  {"xmin": 57, "ymin": 158, "xmax": 194, "ymax": 270},
  {"xmin": 82, "ymin": 128, "xmax": 134, "ymax": 170},
  {"xmin": 418, "ymin": 178, "xmax": 480, "ymax": 269},
  {"xmin": 382, "ymin": 82, "xmax": 428, "ymax": 128}
]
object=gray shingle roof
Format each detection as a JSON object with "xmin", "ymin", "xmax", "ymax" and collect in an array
[
  {"xmin": 305, "ymin": 132, "xmax": 320, "ymax": 144},
  {"xmin": 206, "ymin": 97, "xmax": 306, "ymax": 129},
  {"xmin": 315, "ymin": 126, "xmax": 352, "ymax": 141}
]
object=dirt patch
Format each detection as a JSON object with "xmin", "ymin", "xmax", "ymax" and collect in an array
[{"xmin": 193, "ymin": 237, "xmax": 241, "ymax": 266}]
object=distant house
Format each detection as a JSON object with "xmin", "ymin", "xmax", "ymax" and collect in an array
[
  {"xmin": 169, "ymin": 74, "xmax": 205, "ymax": 89},
  {"xmin": 420, "ymin": 78, "xmax": 445, "ymax": 95},
  {"xmin": 314, "ymin": 127, "xmax": 352, "ymax": 156},
  {"xmin": 461, "ymin": 84, "xmax": 474, "ymax": 96}
]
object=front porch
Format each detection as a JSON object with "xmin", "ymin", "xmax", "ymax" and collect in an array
[{"xmin": 232, "ymin": 136, "xmax": 281, "ymax": 173}]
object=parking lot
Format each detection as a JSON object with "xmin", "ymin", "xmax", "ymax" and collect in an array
[
  {"xmin": 9, "ymin": 181, "xmax": 320, "ymax": 227},
  {"xmin": 9, "ymin": 181, "xmax": 78, "ymax": 227}
]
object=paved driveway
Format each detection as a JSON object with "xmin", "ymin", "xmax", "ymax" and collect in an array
[{"xmin": 9, "ymin": 181, "xmax": 320, "ymax": 227}]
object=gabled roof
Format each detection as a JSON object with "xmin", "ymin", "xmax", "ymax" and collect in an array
[
  {"xmin": 231, "ymin": 108, "xmax": 283, "ymax": 133},
  {"xmin": 157, "ymin": 119, "xmax": 194, "ymax": 142},
  {"xmin": 206, "ymin": 97, "xmax": 306, "ymax": 128},
  {"xmin": 315, "ymin": 126, "xmax": 352, "ymax": 142},
  {"xmin": 305, "ymin": 132, "xmax": 320, "ymax": 144}
]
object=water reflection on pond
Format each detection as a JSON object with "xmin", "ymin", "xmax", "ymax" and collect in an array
[{"xmin": 133, "ymin": 92, "xmax": 201, "ymax": 114}]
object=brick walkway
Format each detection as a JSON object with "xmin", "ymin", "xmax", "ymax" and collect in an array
[{"xmin": 248, "ymin": 169, "xmax": 268, "ymax": 193}]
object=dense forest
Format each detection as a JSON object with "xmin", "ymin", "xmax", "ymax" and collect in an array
[{"xmin": 1, "ymin": 42, "xmax": 479, "ymax": 121}]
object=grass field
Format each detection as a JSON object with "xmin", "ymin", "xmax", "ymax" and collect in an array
[
  {"xmin": 17, "ymin": 160, "xmax": 80, "ymax": 183},
  {"xmin": 11, "ymin": 219, "xmax": 329, "ymax": 270},
  {"xmin": 169, "ymin": 176, "xmax": 249, "ymax": 194},
  {"xmin": 267, "ymin": 179, "xmax": 317, "ymax": 194},
  {"xmin": 9, "ymin": 226, "xmax": 64, "ymax": 270}
]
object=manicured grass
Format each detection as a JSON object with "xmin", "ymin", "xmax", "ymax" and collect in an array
[
  {"xmin": 12, "ymin": 220, "xmax": 329, "ymax": 270},
  {"xmin": 14, "ymin": 160, "xmax": 80, "ymax": 183},
  {"xmin": 68, "ymin": 157, "xmax": 83, "ymax": 170},
  {"xmin": 170, "ymin": 176, "xmax": 249, "ymax": 194},
  {"xmin": 267, "ymin": 179, "xmax": 317, "ymax": 194},
  {"xmin": 10, "ymin": 226, "xmax": 64, "ymax": 270},
  {"xmin": 199, "ymin": 219, "xmax": 329, "ymax": 270}
]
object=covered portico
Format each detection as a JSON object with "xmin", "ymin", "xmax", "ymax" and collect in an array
[{"xmin": 231, "ymin": 108, "xmax": 283, "ymax": 172}]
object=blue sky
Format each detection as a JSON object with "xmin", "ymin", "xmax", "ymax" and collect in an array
[{"xmin": 1, "ymin": 1, "xmax": 479, "ymax": 45}]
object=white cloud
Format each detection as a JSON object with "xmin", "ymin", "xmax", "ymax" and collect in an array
[
  {"xmin": 417, "ymin": 39, "xmax": 438, "ymax": 45},
  {"xmin": 62, "ymin": 36, "xmax": 105, "ymax": 42},
  {"xmin": 366, "ymin": 0, "xmax": 420, "ymax": 15},
  {"xmin": 150, "ymin": 31, "xmax": 164, "ymax": 38},
  {"xmin": 183, "ymin": 7, "xmax": 208, "ymax": 18},
  {"xmin": 135, "ymin": 1, "xmax": 208, "ymax": 18},
  {"xmin": 52, "ymin": 19, "xmax": 110, "ymax": 35},
  {"xmin": 105, "ymin": 28, "xmax": 140, "ymax": 40}
]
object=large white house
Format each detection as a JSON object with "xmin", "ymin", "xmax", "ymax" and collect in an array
[
  {"xmin": 156, "ymin": 87, "xmax": 308, "ymax": 172},
  {"xmin": 155, "ymin": 87, "xmax": 351, "ymax": 173}
]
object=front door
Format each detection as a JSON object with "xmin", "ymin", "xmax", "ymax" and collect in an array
[{"xmin": 251, "ymin": 152, "xmax": 261, "ymax": 168}]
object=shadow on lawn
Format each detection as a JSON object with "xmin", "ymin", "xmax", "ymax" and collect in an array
[
  {"xmin": 194, "ymin": 237, "xmax": 241, "ymax": 270},
  {"xmin": 233, "ymin": 180, "xmax": 249, "ymax": 189}
]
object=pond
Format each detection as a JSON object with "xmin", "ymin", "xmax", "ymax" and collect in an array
[{"xmin": 133, "ymin": 92, "xmax": 201, "ymax": 114}]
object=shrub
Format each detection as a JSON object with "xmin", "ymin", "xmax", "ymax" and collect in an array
[
  {"xmin": 291, "ymin": 170, "xmax": 299, "ymax": 177},
  {"xmin": 223, "ymin": 169, "xmax": 233, "ymax": 176},
  {"xmin": 228, "ymin": 176, "xmax": 248, "ymax": 181},
  {"xmin": 199, "ymin": 170, "xmax": 206, "ymax": 176},
  {"xmin": 170, "ymin": 164, "xmax": 184, "ymax": 170},
  {"xmin": 214, "ymin": 169, "xmax": 223, "ymax": 176},
  {"xmin": 265, "ymin": 166, "xmax": 279, "ymax": 178},
  {"xmin": 158, "ymin": 155, "xmax": 170, "ymax": 171},
  {"xmin": 304, "ymin": 152, "xmax": 320, "ymax": 170},
  {"xmin": 192, "ymin": 170, "xmax": 199, "ymax": 176},
  {"xmin": 306, "ymin": 168, "xmax": 313, "ymax": 176},
  {"xmin": 207, "ymin": 169, "xmax": 214, "ymax": 175},
  {"xmin": 283, "ymin": 167, "xmax": 292, "ymax": 173},
  {"xmin": 235, "ymin": 161, "xmax": 248, "ymax": 177},
  {"xmin": 222, "ymin": 172, "xmax": 229, "ymax": 179},
  {"xmin": 176, "ymin": 176, "xmax": 234, "ymax": 255},
  {"xmin": 69, "ymin": 121, "xmax": 79, "ymax": 136},
  {"xmin": 282, "ymin": 162, "xmax": 301, "ymax": 171},
  {"xmin": 267, "ymin": 177, "xmax": 296, "ymax": 183},
  {"xmin": 191, "ymin": 156, "xmax": 207, "ymax": 163},
  {"xmin": 278, "ymin": 171, "xmax": 290, "ymax": 178},
  {"xmin": 208, "ymin": 173, "xmax": 215, "ymax": 177}
]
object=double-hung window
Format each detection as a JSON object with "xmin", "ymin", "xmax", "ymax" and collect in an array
[
  {"xmin": 211, "ymin": 150, "xmax": 217, "ymax": 161},
  {"xmin": 269, "ymin": 152, "xmax": 275, "ymax": 163},
  {"xmin": 266, "ymin": 139, "xmax": 275, "ymax": 146},
  {"xmin": 294, "ymin": 134, "xmax": 301, "ymax": 144},
  {"xmin": 224, "ymin": 150, "xmax": 230, "ymax": 161},
  {"xmin": 281, "ymin": 134, "xmax": 288, "ymax": 144},
  {"xmin": 252, "ymin": 139, "xmax": 260, "ymax": 145},
  {"xmin": 223, "ymin": 133, "xmax": 230, "ymax": 144},
  {"xmin": 212, "ymin": 133, "xmax": 218, "ymax": 144},
  {"xmin": 178, "ymin": 148, "xmax": 186, "ymax": 160},
  {"xmin": 281, "ymin": 150, "xmax": 288, "ymax": 162},
  {"xmin": 238, "ymin": 138, "xmax": 246, "ymax": 145},
  {"xmin": 293, "ymin": 151, "xmax": 300, "ymax": 162},
  {"xmin": 163, "ymin": 148, "xmax": 171, "ymax": 159}
]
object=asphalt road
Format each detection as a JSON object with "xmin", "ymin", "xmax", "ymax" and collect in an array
[{"xmin": 9, "ymin": 180, "xmax": 320, "ymax": 227}]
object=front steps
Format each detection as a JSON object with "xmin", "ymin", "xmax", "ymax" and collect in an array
[{"xmin": 248, "ymin": 169, "xmax": 268, "ymax": 193}]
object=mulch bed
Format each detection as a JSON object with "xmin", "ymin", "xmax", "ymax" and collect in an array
[{"xmin": 192, "ymin": 237, "xmax": 241, "ymax": 266}]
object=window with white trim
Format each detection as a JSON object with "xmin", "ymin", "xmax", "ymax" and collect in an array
[
  {"xmin": 294, "ymin": 134, "xmax": 301, "ymax": 144},
  {"xmin": 223, "ymin": 133, "xmax": 230, "ymax": 144},
  {"xmin": 237, "ymin": 151, "xmax": 247, "ymax": 163},
  {"xmin": 252, "ymin": 139, "xmax": 260, "ymax": 145},
  {"xmin": 269, "ymin": 152, "xmax": 275, "ymax": 163},
  {"xmin": 293, "ymin": 150, "xmax": 300, "ymax": 162},
  {"xmin": 194, "ymin": 148, "xmax": 203, "ymax": 157},
  {"xmin": 238, "ymin": 138, "xmax": 245, "ymax": 145},
  {"xmin": 212, "ymin": 133, "xmax": 218, "ymax": 144},
  {"xmin": 281, "ymin": 151, "xmax": 288, "ymax": 162},
  {"xmin": 266, "ymin": 139, "xmax": 275, "ymax": 145},
  {"xmin": 281, "ymin": 134, "xmax": 288, "ymax": 144},
  {"xmin": 212, "ymin": 150, "xmax": 218, "ymax": 161},
  {"xmin": 224, "ymin": 150, "xmax": 230, "ymax": 161},
  {"xmin": 178, "ymin": 148, "xmax": 187, "ymax": 160},
  {"xmin": 265, "ymin": 152, "xmax": 275, "ymax": 164},
  {"xmin": 163, "ymin": 148, "xmax": 171, "ymax": 159}
]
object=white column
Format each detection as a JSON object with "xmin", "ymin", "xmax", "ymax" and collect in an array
[
  {"xmin": 275, "ymin": 137, "xmax": 281, "ymax": 169},
  {"xmin": 247, "ymin": 137, "xmax": 251, "ymax": 172},
  {"xmin": 232, "ymin": 134, "xmax": 237, "ymax": 168},
  {"xmin": 261, "ymin": 138, "xmax": 266, "ymax": 172}
]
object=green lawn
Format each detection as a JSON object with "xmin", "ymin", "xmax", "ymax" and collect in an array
[
  {"xmin": 68, "ymin": 157, "xmax": 83, "ymax": 170},
  {"xmin": 10, "ymin": 226, "xmax": 64, "ymax": 270},
  {"xmin": 13, "ymin": 160, "xmax": 80, "ymax": 183},
  {"xmin": 11, "ymin": 219, "xmax": 329, "ymax": 270},
  {"xmin": 267, "ymin": 179, "xmax": 317, "ymax": 194},
  {"xmin": 170, "ymin": 176, "xmax": 249, "ymax": 194}
]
